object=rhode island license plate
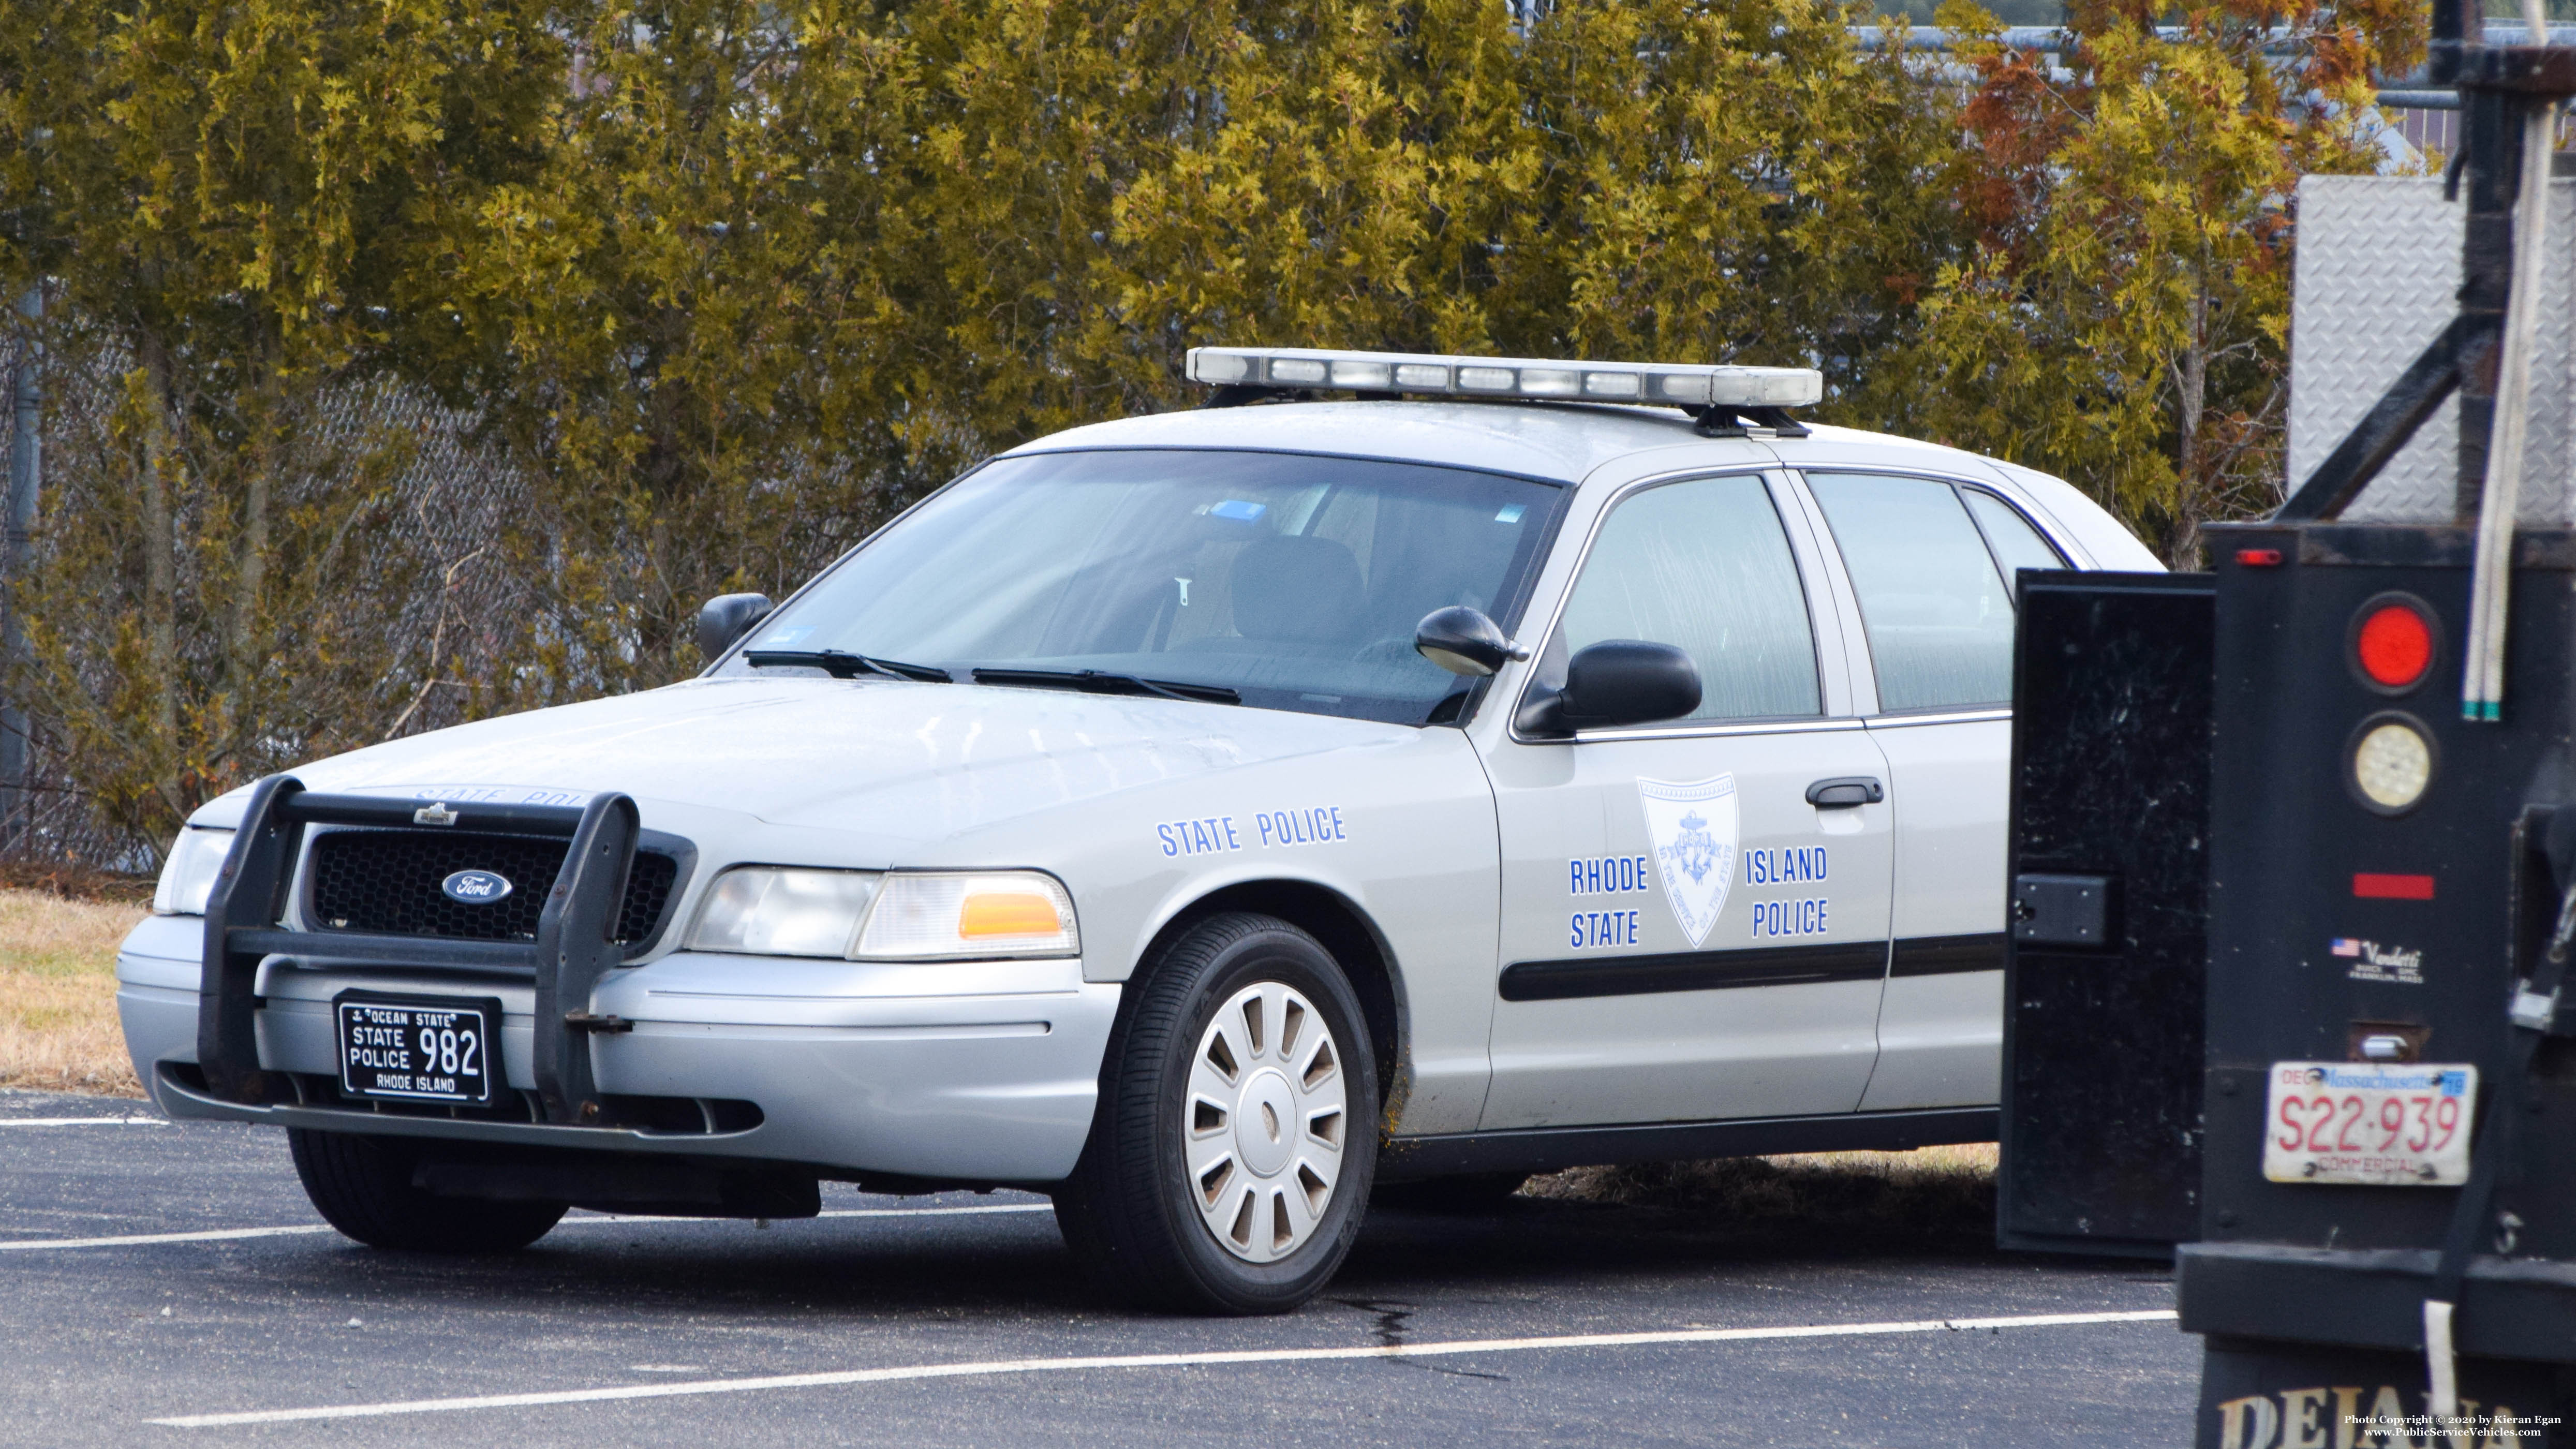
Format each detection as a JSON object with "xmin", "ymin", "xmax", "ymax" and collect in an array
[
  {"xmin": 2262, "ymin": 1061, "xmax": 2477, "ymax": 1186},
  {"xmin": 334, "ymin": 992, "xmax": 500, "ymax": 1105}
]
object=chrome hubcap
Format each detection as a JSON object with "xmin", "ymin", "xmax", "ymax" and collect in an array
[{"xmin": 1183, "ymin": 981, "xmax": 1346, "ymax": 1263}]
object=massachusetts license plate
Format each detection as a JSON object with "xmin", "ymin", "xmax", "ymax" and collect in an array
[
  {"xmin": 334, "ymin": 993, "xmax": 500, "ymax": 1105},
  {"xmin": 2262, "ymin": 1061, "xmax": 2477, "ymax": 1186}
]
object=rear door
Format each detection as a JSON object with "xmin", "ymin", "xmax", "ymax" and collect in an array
[
  {"xmin": 1476, "ymin": 470, "xmax": 1896, "ymax": 1130},
  {"xmin": 1787, "ymin": 471, "xmax": 2068, "ymax": 1113}
]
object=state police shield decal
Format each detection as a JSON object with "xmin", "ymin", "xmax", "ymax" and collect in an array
[{"xmin": 1637, "ymin": 775, "xmax": 1739, "ymax": 948}]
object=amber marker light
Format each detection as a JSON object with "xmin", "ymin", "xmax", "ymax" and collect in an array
[
  {"xmin": 959, "ymin": 891, "xmax": 1068, "ymax": 938},
  {"xmin": 852, "ymin": 871, "xmax": 1080, "ymax": 959}
]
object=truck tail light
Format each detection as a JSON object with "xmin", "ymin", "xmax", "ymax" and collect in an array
[
  {"xmin": 2348, "ymin": 714, "xmax": 2436, "ymax": 815},
  {"xmin": 2352, "ymin": 597, "xmax": 2435, "ymax": 692}
]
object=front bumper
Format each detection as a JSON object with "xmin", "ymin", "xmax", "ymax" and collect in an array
[{"xmin": 116, "ymin": 913, "xmax": 1119, "ymax": 1184}]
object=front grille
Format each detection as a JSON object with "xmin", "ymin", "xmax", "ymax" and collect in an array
[{"xmin": 308, "ymin": 830, "xmax": 682, "ymax": 947}]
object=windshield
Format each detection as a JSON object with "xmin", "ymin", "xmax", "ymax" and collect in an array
[{"xmin": 724, "ymin": 448, "xmax": 1565, "ymax": 724}]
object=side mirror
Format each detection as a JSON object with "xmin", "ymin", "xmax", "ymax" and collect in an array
[
  {"xmin": 1414, "ymin": 606, "xmax": 1531, "ymax": 677},
  {"xmin": 696, "ymin": 593, "xmax": 776, "ymax": 661},
  {"xmin": 1517, "ymin": 639, "xmax": 1700, "ymax": 736}
]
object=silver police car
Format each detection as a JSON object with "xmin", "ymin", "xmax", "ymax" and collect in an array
[{"xmin": 117, "ymin": 348, "xmax": 2160, "ymax": 1313}]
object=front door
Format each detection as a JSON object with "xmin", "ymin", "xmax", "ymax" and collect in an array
[{"xmin": 1477, "ymin": 472, "xmax": 1894, "ymax": 1130}]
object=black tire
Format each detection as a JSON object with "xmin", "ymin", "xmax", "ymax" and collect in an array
[
  {"xmin": 288, "ymin": 1130, "xmax": 567, "ymax": 1253},
  {"xmin": 1371, "ymin": 1171, "xmax": 1531, "ymax": 1213},
  {"xmin": 1054, "ymin": 912, "xmax": 1380, "ymax": 1315}
]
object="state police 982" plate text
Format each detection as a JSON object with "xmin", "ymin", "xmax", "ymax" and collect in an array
[{"xmin": 333, "ymin": 994, "xmax": 498, "ymax": 1105}]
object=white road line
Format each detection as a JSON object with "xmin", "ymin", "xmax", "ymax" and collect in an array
[
  {"xmin": 0, "ymin": 1202, "xmax": 1050, "ymax": 1253},
  {"xmin": 2, "ymin": 1224, "xmax": 336, "ymax": 1252},
  {"xmin": 148, "ymin": 1309, "xmax": 2180, "ymax": 1428},
  {"xmin": 0, "ymin": 1117, "xmax": 168, "ymax": 1127}
]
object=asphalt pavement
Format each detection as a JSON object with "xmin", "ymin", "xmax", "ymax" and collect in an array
[{"xmin": 0, "ymin": 1088, "xmax": 2195, "ymax": 1446}]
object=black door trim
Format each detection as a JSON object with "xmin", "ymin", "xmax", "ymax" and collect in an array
[
  {"xmin": 1890, "ymin": 932, "xmax": 2008, "ymax": 977},
  {"xmin": 1499, "ymin": 940, "xmax": 1890, "ymax": 1001}
]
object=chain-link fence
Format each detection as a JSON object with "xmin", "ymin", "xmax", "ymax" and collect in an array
[{"xmin": 1, "ymin": 329, "xmax": 549, "ymax": 874}]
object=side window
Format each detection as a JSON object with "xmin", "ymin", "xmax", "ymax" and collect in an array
[
  {"xmin": 1558, "ymin": 475, "xmax": 1820, "ymax": 721},
  {"xmin": 1961, "ymin": 489, "xmax": 2067, "ymax": 596},
  {"xmin": 1805, "ymin": 473, "xmax": 2016, "ymax": 713}
]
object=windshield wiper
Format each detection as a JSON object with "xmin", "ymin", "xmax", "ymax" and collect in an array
[
  {"xmin": 744, "ymin": 649, "xmax": 953, "ymax": 683},
  {"xmin": 970, "ymin": 667, "xmax": 1240, "ymax": 705}
]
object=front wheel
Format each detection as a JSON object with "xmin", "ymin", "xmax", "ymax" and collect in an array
[
  {"xmin": 1054, "ymin": 912, "xmax": 1379, "ymax": 1314},
  {"xmin": 289, "ymin": 1130, "xmax": 567, "ymax": 1253}
]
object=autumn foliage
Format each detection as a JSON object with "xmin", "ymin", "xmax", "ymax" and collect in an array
[
  {"xmin": 1915, "ymin": 0, "xmax": 2422, "ymax": 557},
  {"xmin": 0, "ymin": 0, "xmax": 2423, "ymax": 855}
]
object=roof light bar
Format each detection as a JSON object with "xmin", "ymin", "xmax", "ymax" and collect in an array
[{"xmin": 1185, "ymin": 347, "xmax": 1823, "ymax": 410}]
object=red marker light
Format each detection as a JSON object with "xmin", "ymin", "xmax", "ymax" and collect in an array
[
  {"xmin": 2354, "ymin": 873, "xmax": 2436, "ymax": 900},
  {"xmin": 2356, "ymin": 603, "xmax": 2434, "ymax": 690},
  {"xmin": 2236, "ymin": 548, "xmax": 2284, "ymax": 567}
]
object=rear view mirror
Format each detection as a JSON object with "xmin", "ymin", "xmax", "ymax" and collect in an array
[
  {"xmin": 1516, "ymin": 639, "xmax": 1701, "ymax": 736},
  {"xmin": 1415, "ymin": 606, "xmax": 1530, "ymax": 677},
  {"xmin": 1564, "ymin": 640, "xmax": 1700, "ymax": 728},
  {"xmin": 696, "ymin": 593, "xmax": 776, "ymax": 661}
]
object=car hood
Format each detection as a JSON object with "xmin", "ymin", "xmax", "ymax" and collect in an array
[{"xmin": 190, "ymin": 677, "xmax": 1419, "ymax": 845}]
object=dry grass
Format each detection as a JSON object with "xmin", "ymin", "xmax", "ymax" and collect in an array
[
  {"xmin": 0, "ymin": 860, "xmax": 154, "ymax": 904},
  {"xmin": 0, "ymin": 886, "xmax": 149, "ymax": 1097},
  {"xmin": 1524, "ymin": 1142, "xmax": 2000, "ymax": 1253}
]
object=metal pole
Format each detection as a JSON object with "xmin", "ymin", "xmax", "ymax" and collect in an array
[{"xmin": 4, "ymin": 285, "xmax": 40, "ymax": 852}]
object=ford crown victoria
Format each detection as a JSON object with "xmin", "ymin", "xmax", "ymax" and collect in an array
[{"xmin": 116, "ymin": 348, "xmax": 2160, "ymax": 1313}]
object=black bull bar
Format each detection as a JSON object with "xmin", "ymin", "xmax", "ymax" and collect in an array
[{"xmin": 196, "ymin": 774, "xmax": 641, "ymax": 1126}]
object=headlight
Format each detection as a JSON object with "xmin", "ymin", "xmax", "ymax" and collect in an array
[
  {"xmin": 685, "ymin": 866, "xmax": 1079, "ymax": 961},
  {"xmin": 687, "ymin": 868, "xmax": 881, "ymax": 957},
  {"xmin": 152, "ymin": 828, "xmax": 236, "ymax": 916},
  {"xmin": 853, "ymin": 872, "xmax": 1079, "ymax": 960}
]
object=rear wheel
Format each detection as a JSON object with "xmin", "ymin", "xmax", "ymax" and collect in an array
[
  {"xmin": 288, "ymin": 1130, "xmax": 566, "ymax": 1253},
  {"xmin": 1055, "ymin": 912, "xmax": 1379, "ymax": 1314}
]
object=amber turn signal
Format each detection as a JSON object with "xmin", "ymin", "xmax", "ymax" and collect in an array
[{"xmin": 958, "ymin": 892, "xmax": 1068, "ymax": 938}]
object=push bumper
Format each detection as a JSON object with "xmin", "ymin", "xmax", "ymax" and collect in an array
[{"xmin": 117, "ymin": 912, "xmax": 1119, "ymax": 1185}]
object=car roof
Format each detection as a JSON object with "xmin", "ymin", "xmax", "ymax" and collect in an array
[
  {"xmin": 1001, "ymin": 398, "xmax": 1992, "ymax": 486},
  {"xmin": 997, "ymin": 398, "xmax": 2165, "ymax": 572}
]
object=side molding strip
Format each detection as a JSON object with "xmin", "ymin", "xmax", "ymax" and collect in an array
[
  {"xmin": 1890, "ymin": 933, "xmax": 2008, "ymax": 977},
  {"xmin": 1498, "ymin": 941, "xmax": 1889, "ymax": 1001}
]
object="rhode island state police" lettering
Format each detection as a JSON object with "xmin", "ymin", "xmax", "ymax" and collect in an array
[
  {"xmin": 1566, "ymin": 855, "xmax": 1649, "ymax": 947},
  {"xmin": 1568, "ymin": 855, "xmax": 1650, "ymax": 895},
  {"xmin": 1751, "ymin": 898, "xmax": 1830, "ymax": 938},
  {"xmin": 1571, "ymin": 908, "xmax": 1641, "ymax": 948},
  {"xmin": 1744, "ymin": 846, "xmax": 1829, "ymax": 885}
]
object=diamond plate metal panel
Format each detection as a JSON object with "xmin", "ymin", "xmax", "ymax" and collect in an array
[{"xmin": 2288, "ymin": 174, "xmax": 2576, "ymax": 524}]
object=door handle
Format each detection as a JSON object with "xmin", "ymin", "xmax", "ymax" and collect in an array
[{"xmin": 1805, "ymin": 776, "xmax": 1884, "ymax": 808}]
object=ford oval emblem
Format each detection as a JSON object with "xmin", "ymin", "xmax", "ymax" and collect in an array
[{"xmin": 441, "ymin": 869, "xmax": 513, "ymax": 905}]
